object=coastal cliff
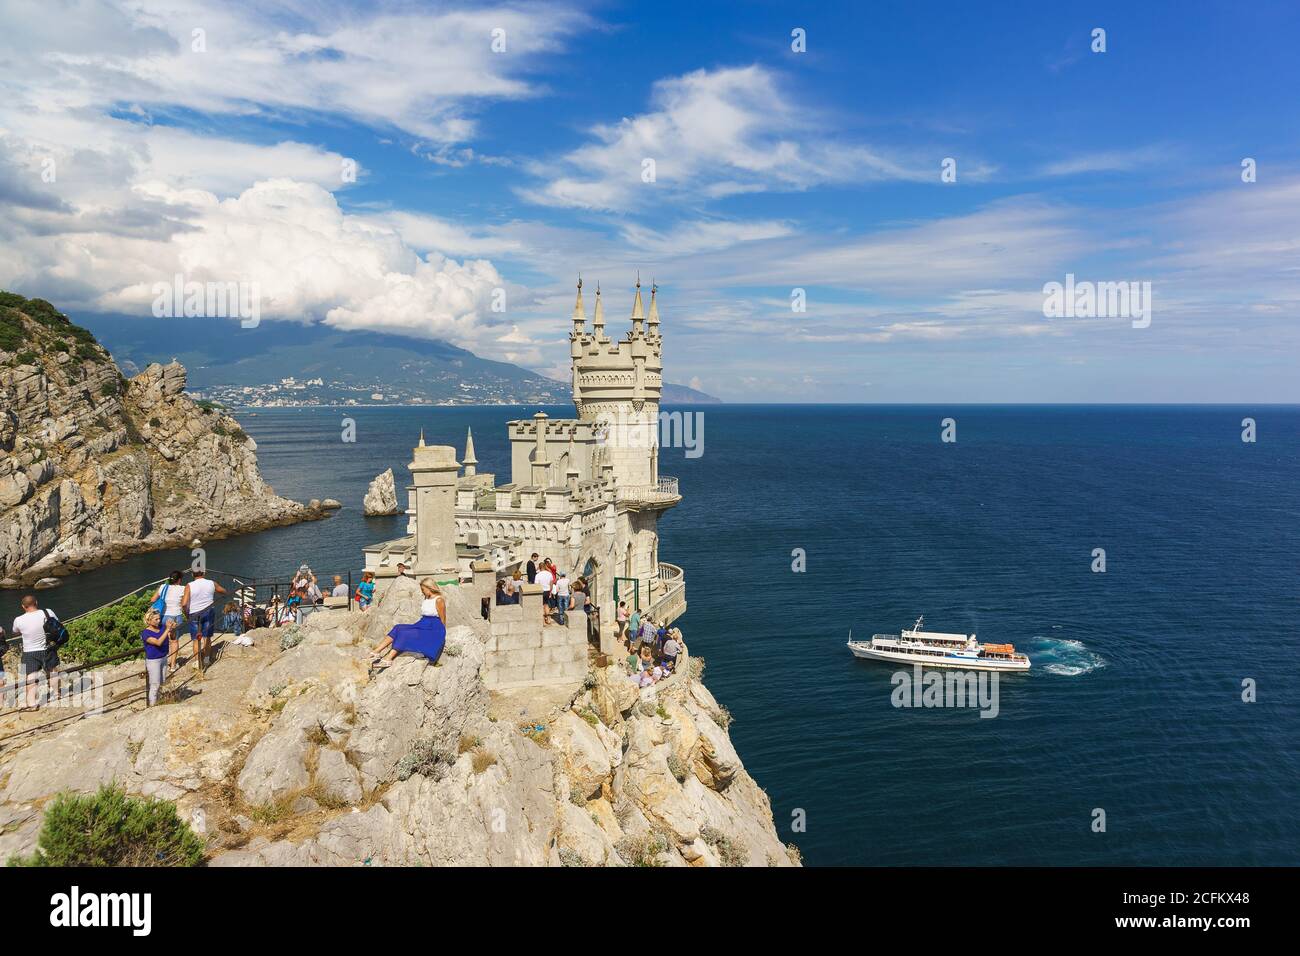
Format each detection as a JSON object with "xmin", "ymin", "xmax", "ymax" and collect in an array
[
  {"xmin": 0, "ymin": 292, "xmax": 323, "ymax": 585},
  {"xmin": 0, "ymin": 577, "xmax": 797, "ymax": 867}
]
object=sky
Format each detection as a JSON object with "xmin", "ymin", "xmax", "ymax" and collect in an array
[{"xmin": 1, "ymin": 0, "xmax": 1297, "ymax": 402}]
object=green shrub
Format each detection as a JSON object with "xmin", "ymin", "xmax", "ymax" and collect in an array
[
  {"xmin": 64, "ymin": 590, "xmax": 153, "ymax": 664},
  {"xmin": 0, "ymin": 310, "xmax": 23, "ymax": 353},
  {"xmin": 13, "ymin": 350, "xmax": 36, "ymax": 366},
  {"xmin": 100, "ymin": 382, "xmax": 118, "ymax": 398},
  {"xmin": 8, "ymin": 784, "xmax": 204, "ymax": 867}
]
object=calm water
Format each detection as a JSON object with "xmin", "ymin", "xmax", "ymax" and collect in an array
[{"xmin": 18, "ymin": 405, "xmax": 1300, "ymax": 866}]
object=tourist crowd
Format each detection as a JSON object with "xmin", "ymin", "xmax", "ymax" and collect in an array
[{"xmin": 617, "ymin": 602, "xmax": 684, "ymax": 687}]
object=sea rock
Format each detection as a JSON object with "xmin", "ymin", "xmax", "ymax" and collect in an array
[
  {"xmin": 0, "ymin": 301, "xmax": 324, "ymax": 583},
  {"xmin": 363, "ymin": 468, "xmax": 400, "ymax": 515}
]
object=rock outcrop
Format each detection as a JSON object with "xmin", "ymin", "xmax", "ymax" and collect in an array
[
  {"xmin": 0, "ymin": 575, "xmax": 798, "ymax": 867},
  {"xmin": 0, "ymin": 293, "xmax": 327, "ymax": 583},
  {"xmin": 362, "ymin": 468, "xmax": 400, "ymax": 515}
]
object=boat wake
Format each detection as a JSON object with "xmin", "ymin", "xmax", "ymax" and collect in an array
[{"xmin": 1025, "ymin": 636, "xmax": 1106, "ymax": 676}]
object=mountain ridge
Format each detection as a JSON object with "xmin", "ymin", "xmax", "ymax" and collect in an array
[{"xmin": 75, "ymin": 315, "xmax": 721, "ymax": 406}]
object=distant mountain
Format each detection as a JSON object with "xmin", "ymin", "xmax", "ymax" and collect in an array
[
  {"xmin": 77, "ymin": 314, "xmax": 722, "ymax": 406},
  {"xmin": 661, "ymin": 382, "xmax": 721, "ymax": 404},
  {"xmin": 76, "ymin": 315, "xmax": 570, "ymax": 406}
]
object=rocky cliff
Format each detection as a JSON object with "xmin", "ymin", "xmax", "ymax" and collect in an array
[
  {"xmin": 0, "ymin": 576, "xmax": 798, "ymax": 867},
  {"xmin": 0, "ymin": 292, "xmax": 323, "ymax": 585}
]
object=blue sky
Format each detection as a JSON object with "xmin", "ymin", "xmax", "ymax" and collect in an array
[{"xmin": 1, "ymin": 0, "xmax": 1298, "ymax": 401}]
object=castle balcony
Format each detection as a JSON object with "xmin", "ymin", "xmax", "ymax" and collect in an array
[
  {"xmin": 618, "ymin": 475, "xmax": 680, "ymax": 508},
  {"xmin": 645, "ymin": 561, "xmax": 687, "ymax": 626}
]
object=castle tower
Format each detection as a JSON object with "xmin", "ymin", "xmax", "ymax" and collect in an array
[
  {"xmin": 408, "ymin": 440, "xmax": 460, "ymax": 576},
  {"xmin": 568, "ymin": 276, "xmax": 663, "ymax": 490}
]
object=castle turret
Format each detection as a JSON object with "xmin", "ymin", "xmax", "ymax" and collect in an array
[
  {"xmin": 566, "ymin": 276, "xmax": 664, "ymax": 490},
  {"xmin": 591, "ymin": 282, "xmax": 605, "ymax": 340},
  {"xmin": 408, "ymin": 439, "xmax": 459, "ymax": 576},
  {"xmin": 463, "ymin": 427, "xmax": 477, "ymax": 478},
  {"xmin": 630, "ymin": 274, "xmax": 645, "ymax": 336},
  {"xmin": 647, "ymin": 281, "xmax": 660, "ymax": 338},
  {"xmin": 530, "ymin": 410, "xmax": 550, "ymax": 486},
  {"xmin": 571, "ymin": 276, "xmax": 586, "ymax": 335}
]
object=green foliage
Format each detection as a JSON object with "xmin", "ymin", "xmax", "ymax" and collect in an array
[
  {"xmin": 9, "ymin": 785, "xmax": 204, "ymax": 867},
  {"xmin": 100, "ymin": 382, "xmax": 118, "ymax": 398},
  {"xmin": 13, "ymin": 350, "xmax": 36, "ymax": 366},
  {"xmin": 64, "ymin": 590, "xmax": 153, "ymax": 664},
  {"xmin": 0, "ymin": 309, "xmax": 23, "ymax": 353}
]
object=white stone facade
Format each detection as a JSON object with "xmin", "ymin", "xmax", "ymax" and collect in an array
[{"xmin": 363, "ymin": 279, "xmax": 685, "ymax": 631}]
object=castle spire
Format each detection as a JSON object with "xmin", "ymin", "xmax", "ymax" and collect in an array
[
  {"xmin": 571, "ymin": 275, "xmax": 586, "ymax": 331},
  {"xmin": 418, "ymin": 429, "xmax": 426, "ymax": 447},
  {"xmin": 592, "ymin": 282, "xmax": 605, "ymax": 336},
  {"xmin": 630, "ymin": 273, "xmax": 645, "ymax": 334},
  {"xmin": 647, "ymin": 281, "xmax": 660, "ymax": 332},
  {"xmin": 463, "ymin": 427, "xmax": 477, "ymax": 477}
]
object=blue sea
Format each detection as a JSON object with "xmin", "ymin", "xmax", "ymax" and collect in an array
[{"xmin": 23, "ymin": 405, "xmax": 1300, "ymax": 866}]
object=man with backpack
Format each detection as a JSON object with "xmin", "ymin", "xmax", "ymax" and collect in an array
[{"xmin": 11, "ymin": 594, "xmax": 67, "ymax": 710}]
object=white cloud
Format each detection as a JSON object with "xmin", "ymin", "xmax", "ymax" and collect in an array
[
  {"xmin": 520, "ymin": 65, "xmax": 937, "ymax": 211},
  {"xmin": 1, "ymin": 0, "xmax": 584, "ymax": 144}
]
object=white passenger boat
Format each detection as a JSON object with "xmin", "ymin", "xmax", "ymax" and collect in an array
[{"xmin": 847, "ymin": 617, "xmax": 1031, "ymax": 672}]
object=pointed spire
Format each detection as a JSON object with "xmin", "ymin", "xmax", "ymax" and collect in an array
[
  {"xmin": 418, "ymin": 429, "xmax": 426, "ymax": 447},
  {"xmin": 463, "ymin": 427, "xmax": 477, "ymax": 476},
  {"xmin": 631, "ymin": 272, "xmax": 645, "ymax": 320},
  {"xmin": 571, "ymin": 275, "xmax": 586, "ymax": 326},
  {"xmin": 592, "ymin": 281, "xmax": 605, "ymax": 334},
  {"xmin": 647, "ymin": 281, "xmax": 660, "ymax": 329}
]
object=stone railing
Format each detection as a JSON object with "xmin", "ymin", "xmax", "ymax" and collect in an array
[
  {"xmin": 646, "ymin": 564, "xmax": 686, "ymax": 626},
  {"xmin": 619, "ymin": 475, "xmax": 679, "ymax": 504},
  {"xmin": 657, "ymin": 562, "xmax": 683, "ymax": 583}
]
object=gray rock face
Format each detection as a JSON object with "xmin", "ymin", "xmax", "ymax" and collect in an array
[
  {"xmin": 0, "ymin": 560, "xmax": 793, "ymax": 868},
  {"xmin": 0, "ymin": 298, "xmax": 323, "ymax": 583},
  {"xmin": 362, "ymin": 467, "xmax": 400, "ymax": 515},
  {"xmin": 237, "ymin": 725, "xmax": 311, "ymax": 806}
]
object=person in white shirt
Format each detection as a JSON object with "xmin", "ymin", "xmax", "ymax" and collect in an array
[
  {"xmin": 331, "ymin": 576, "xmax": 348, "ymax": 598},
  {"xmin": 183, "ymin": 569, "xmax": 226, "ymax": 669},
  {"xmin": 534, "ymin": 564, "xmax": 554, "ymax": 624},
  {"xmin": 12, "ymin": 594, "xmax": 59, "ymax": 709},
  {"xmin": 554, "ymin": 572, "xmax": 570, "ymax": 625}
]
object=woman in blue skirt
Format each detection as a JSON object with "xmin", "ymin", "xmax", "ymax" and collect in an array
[{"xmin": 369, "ymin": 578, "xmax": 447, "ymax": 668}]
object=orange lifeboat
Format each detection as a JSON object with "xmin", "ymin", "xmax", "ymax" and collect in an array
[{"xmin": 982, "ymin": 643, "xmax": 1014, "ymax": 654}]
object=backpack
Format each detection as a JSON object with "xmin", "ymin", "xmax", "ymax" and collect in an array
[
  {"xmin": 150, "ymin": 584, "xmax": 169, "ymax": 615},
  {"xmin": 43, "ymin": 610, "xmax": 70, "ymax": 649}
]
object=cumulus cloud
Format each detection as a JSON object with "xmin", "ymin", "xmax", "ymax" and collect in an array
[
  {"xmin": 39, "ymin": 178, "xmax": 508, "ymax": 346},
  {"xmin": 0, "ymin": 0, "xmax": 589, "ymax": 357}
]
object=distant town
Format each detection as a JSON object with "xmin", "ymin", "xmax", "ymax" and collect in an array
[{"xmin": 190, "ymin": 376, "xmax": 569, "ymax": 408}]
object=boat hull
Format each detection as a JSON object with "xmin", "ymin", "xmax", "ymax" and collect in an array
[{"xmin": 848, "ymin": 642, "xmax": 1031, "ymax": 672}]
